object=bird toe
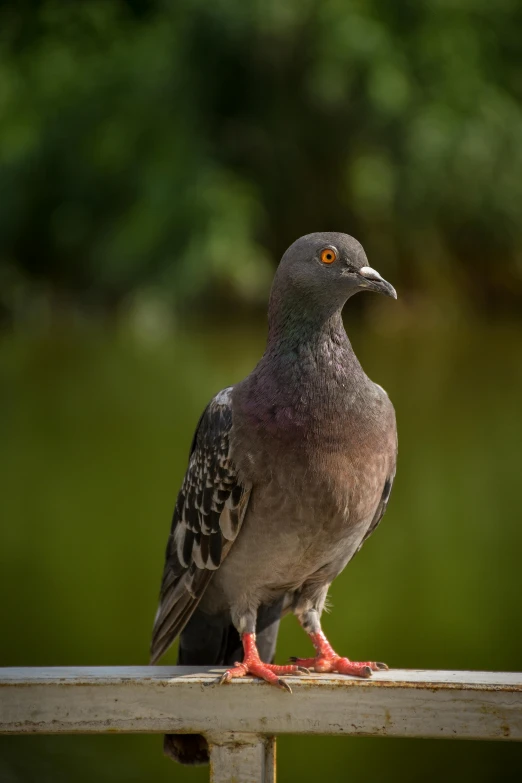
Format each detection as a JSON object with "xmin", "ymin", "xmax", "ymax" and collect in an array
[{"xmin": 277, "ymin": 678, "xmax": 293, "ymax": 693}]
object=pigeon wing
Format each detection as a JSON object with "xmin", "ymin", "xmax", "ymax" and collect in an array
[
  {"xmin": 150, "ymin": 387, "xmax": 251, "ymax": 664},
  {"xmin": 357, "ymin": 467, "xmax": 396, "ymax": 552}
]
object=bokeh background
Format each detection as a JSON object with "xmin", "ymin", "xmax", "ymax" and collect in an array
[{"xmin": 1, "ymin": 1, "xmax": 522, "ymax": 781}]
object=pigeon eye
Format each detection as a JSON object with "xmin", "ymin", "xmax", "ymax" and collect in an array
[{"xmin": 320, "ymin": 248, "xmax": 337, "ymax": 264}]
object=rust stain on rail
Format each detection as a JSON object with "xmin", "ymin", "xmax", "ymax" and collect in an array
[{"xmin": 1, "ymin": 678, "xmax": 522, "ymax": 693}]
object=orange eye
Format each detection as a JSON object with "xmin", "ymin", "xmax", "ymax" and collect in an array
[{"xmin": 320, "ymin": 248, "xmax": 337, "ymax": 264}]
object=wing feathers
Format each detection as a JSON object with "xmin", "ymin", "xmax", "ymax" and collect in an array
[{"xmin": 150, "ymin": 387, "xmax": 251, "ymax": 663}]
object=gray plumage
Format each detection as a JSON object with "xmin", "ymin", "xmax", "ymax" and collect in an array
[{"xmin": 151, "ymin": 232, "xmax": 397, "ymax": 764}]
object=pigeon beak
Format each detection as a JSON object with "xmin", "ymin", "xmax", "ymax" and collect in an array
[{"xmin": 358, "ymin": 266, "xmax": 397, "ymax": 299}]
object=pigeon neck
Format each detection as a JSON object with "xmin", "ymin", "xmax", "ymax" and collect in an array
[
  {"xmin": 264, "ymin": 296, "xmax": 362, "ymax": 382},
  {"xmin": 266, "ymin": 305, "xmax": 346, "ymax": 353}
]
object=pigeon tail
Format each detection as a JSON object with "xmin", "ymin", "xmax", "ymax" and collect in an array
[{"xmin": 163, "ymin": 602, "xmax": 283, "ymax": 765}]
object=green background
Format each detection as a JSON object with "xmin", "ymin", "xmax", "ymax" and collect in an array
[
  {"xmin": 1, "ymin": 320, "xmax": 521, "ymax": 782},
  {"xmin": 1, "ymin": 1, "xmax": 522, "ymax": 781}
]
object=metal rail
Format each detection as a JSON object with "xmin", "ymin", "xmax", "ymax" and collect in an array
[{"xmin": 1, "ymin": 667, "xmax": 521, "ymax": 782}]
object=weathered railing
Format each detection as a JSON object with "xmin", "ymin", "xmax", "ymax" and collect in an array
[{"xmin": 1, "ymin": 667, "xmax": 521, "ymax": 782}]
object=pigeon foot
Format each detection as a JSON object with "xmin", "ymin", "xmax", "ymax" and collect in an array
[
  {"xmin": 290, "ymin": 630, "xmax": 388, "ymax": 678},
  {"xmin": 218, "ymin": 632, "xmax": 306, "ymax": 692},
  {"xmin": 290, "ymin": 654, "xmax": 387, "ymax": 677}
]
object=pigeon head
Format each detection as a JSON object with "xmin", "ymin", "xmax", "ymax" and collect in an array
[{"xmin": 273, "ymin": 232, "xmax": 397, "ymax": 310}]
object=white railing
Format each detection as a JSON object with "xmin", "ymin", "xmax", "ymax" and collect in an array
[{"xmin": 1, "ymin": 667, "xmax": 521, "ymax": 782}]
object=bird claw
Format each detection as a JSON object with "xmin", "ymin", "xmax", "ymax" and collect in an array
[
  {"xmin": 283, "ymin": 667, "xmax": 311, "ymax": 677},
  {"xmin": 216, "ymin": 659, "xmax": 296, "ymax": 691},
  {"xmin": 291, "ymin": 654, "xmax": 388, "ymax": 678},
  {"xmin": 206, "ymin": 671, "xmax": 234, "ymax": 687},
  {"xmin": 286, "ymin": 661, "xmax": 311, "ymax": 675}
]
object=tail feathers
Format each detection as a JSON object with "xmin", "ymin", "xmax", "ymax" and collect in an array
[
  {"xmin": 163, "ymin": 614, "xmax": 235, "ymax": 767},
  {"xmin": 164, "ymin": 733, "xmax": 209, "ymax": 766},
  {"xmin": 150, "ymin": 570, "xmax": 212, "ymax": 665},
  {"xmin": 163, "ymin": 600, "xmax": 284, "ymax": 765}
]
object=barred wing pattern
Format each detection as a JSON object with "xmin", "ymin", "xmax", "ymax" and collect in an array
[{"xmin": 150, "ymin": 387, "xmax": 251, "ymax": 664}]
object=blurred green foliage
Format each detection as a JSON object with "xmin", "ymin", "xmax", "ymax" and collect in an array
[
  {"xmin": 1, "ymin": 321, "xmax": 522, "ymax": 781},
  {"xmin": 1, "ymin": 0, "xmax": 522, "ymax": 322},
  {"xmin": 2, "ymin": 5, "xmax": 522, "ymax": 780}
]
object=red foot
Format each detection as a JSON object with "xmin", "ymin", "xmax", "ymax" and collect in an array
[
  {"xmin": 291, "ymin": 631, "xmax": 388, "ymax": 679},
  {"xmin": 219, "ymin": 633, "xmax": 308, "ymax": 692}
]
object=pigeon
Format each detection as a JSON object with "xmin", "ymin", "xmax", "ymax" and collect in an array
[{"xmin": 150, "ymin": 232, "xmax": 397, "ymax": 764}]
